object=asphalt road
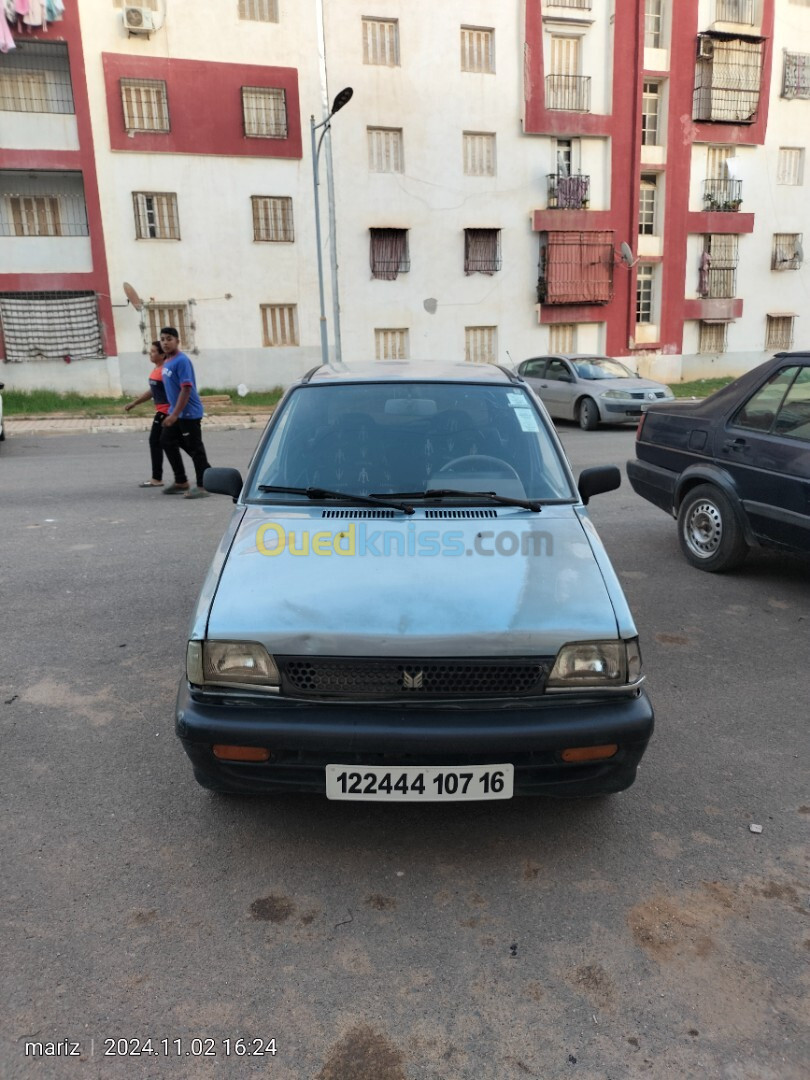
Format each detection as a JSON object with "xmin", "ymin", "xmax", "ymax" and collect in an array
[{"xmin": 1, "ymin": 422, "xmax": 808, "ymax": 1080}]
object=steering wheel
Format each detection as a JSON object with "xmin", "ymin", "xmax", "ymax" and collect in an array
[{"xmin": 438, "ymin": 454, "xmax": 521, "ymax": 480}]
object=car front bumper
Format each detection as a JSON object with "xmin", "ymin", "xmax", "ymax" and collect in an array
[{"xmin": 175, "ymin": 681, "xmax": 654, "ymax": 797}]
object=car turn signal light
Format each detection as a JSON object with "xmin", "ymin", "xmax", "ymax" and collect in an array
[
  {"xmin": 560, "ymin": 744, "xmax": 618, "ymax": 763},
  {"xmin": 212, "ymin": 745, "xmax": 271, "ymax": 762}
]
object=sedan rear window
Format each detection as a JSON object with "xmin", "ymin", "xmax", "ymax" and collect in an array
[{"xmin": 247, "ymin": 382, "xmax": 575, "ymax": 502}]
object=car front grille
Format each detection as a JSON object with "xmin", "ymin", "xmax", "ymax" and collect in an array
[{"xmin": 278, "ymin": 656, "xmax": 551, "ymax": 700}]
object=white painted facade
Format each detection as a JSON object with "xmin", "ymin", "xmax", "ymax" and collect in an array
[{"xmin": 3, "ymin": 0, "xmax": 810, "ymax": 394}]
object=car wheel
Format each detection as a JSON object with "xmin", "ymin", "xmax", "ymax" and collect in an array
[
  {"xmin": 578, "ymin": 397, "xmax": 599, "ymax": 431},
  {"xmin": 677, "ymin": 484, "xmax": 748, "ymax": 572}
]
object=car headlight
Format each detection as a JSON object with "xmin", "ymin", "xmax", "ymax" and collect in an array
[
  {"xmin": 600, "ymin": 389, "xmax": 635, "ymax": 400},
  {"xmin": 186, "ymin": 640, "xmax": 280, "ymax": 688},
  {"xmin": 548, "ymin": 639, "xmax": 642, "ymax": 688}
]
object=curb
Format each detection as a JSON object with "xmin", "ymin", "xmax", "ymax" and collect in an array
[{"xmin": 5, "ymin": 412, "xmax": 273, "ymax": 436}]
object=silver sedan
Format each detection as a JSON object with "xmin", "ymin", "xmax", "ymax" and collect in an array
[{"xmin": 518, "ymin": 354, "xmax": 674, "ymax": 430}]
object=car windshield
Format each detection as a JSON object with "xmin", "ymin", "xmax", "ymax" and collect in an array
[
  {"xmin": 246, "ymin": 381, "xmax": 576, "ymax": 503},
  {"xmin": 572, "ymin": 357, "xmax": 634, "ymax": 380}
]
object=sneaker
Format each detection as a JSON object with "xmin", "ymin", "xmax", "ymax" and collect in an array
[
  {"xmin": 184, "ymin": 486, "xmax": 210, "ymax": 499},
  {"xmin": 163, "ymin": 483, "xmax": 190, "ymax": 495}
]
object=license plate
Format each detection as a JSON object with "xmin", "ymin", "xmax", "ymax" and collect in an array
[{"xmin": 325, "ymin": 764, "xmax": 514, "ymax": 802}]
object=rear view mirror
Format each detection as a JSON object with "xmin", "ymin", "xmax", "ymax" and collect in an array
[
  {"xmin": 557, "ymin": 373, "xmax": 574, "ymax": 383},
  {"xmin": 204, "ymin": 467, "xmax": 243, "ymax": 502},
  {"xmin": 577, "ymin": 466, "xmax": 620, "ymax": 505}
]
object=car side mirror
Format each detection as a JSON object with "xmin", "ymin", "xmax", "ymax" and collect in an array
[
  {"xmin": 577, "ymin": 465, "xmax": 621, "ymax": 505},
  {"xmin": 0, "ymin": 382, "xmax": 4, "ymax": 390},
  {"xmin": 204, "ymin": 466, "xmax": 243, "ymax": 502},
  {"xmin": 557, "ymin": 373, "xmax": 574, "ymax": 383}
]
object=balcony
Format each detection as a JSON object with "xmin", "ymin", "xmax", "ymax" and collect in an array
[
  {"xmin": 0, "ymin": 192, "xmax": 89, "ymax": 236},
  {"xmin": 537, "ymin": 230, "xmax": 614, "ymax": 305},
  {"xmin": 714, "ymin": 0, "xmax": 756, "ymax": 25},
  {"xmin": 700, "ymin": 267, "xmax": 737, "ymax": 299},
  {"xmin": 0, "ymin": 171, "xmax": 91, "ymax": 273},
  {"xmin": 545, "ymin": 75, "xmax": 591, "ymax": 112},
  {"xmin": 693, "ymin": 36, "xmax": 763, "ymax": 123},
  {"xmin": 547, "ymin": 173, "xmax": 590, "ymax": 210},
  {"xmin": 701, "ymin": 178, "xmax": 742, "ymax": 212}
]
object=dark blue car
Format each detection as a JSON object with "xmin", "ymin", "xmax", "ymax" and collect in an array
[{"xmin": 627, "ymin": 353, "xmax": 810, "ymax": 572}]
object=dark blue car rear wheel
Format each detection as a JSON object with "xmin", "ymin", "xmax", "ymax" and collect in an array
[{"xmin": 677, "ymin": 484, "xmax": 748, "ymax": 572}]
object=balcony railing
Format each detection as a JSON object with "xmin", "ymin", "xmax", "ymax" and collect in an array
[
  {"xmin": 545, "ymin": 0, "xmax": 592, "ymax": 8},
  {"xmin": 702, "ymin": 178, "xmax": 743, "ymax": 212},
  {"xmin": 547, "ymin": 173, "xmax": 590, "ymax": 210},
  {"xmin": 0, "ymin": 193, "xmax": 89, "ymax": 236},
  {"xmin": 545, "ymin": 75, "xmax": 591, "ymax": 112},
  {"xmin": 715, "ymin": 0, "xmax": 756, "ymax": 25},
  {"xmin": 700, "ymin": 267, "xmax": 737, "ymax": 299}
]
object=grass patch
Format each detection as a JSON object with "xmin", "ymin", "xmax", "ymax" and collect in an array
[
  {"xmin": 3, "ymin": 390, "xmax": 130, "ymax": 416},
  {"xmin": 2, "ymin": 386, "xmax": 284, "ymax": 416},
  {"xmin": 669, "ymin": 377, "xmax": 734, "ymax": 399}
]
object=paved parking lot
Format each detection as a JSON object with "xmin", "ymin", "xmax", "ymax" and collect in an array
[{"xmin": 1, "ymin": 422, "xmax": 808, "ymax": 1079}]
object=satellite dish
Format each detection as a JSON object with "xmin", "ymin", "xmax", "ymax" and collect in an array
[
  {"xmin": 620, "ymin": 242, "xmax": 636, "ymax": 267},
  {"xmin": 123, "ymin": 281, "xmax": 143, "ymax": 310}
]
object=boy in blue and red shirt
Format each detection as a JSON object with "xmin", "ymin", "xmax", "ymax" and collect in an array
[
  {"xmin": 158, "ymin": 326, "xmax": 212, "ymax": 499},
  {"xmin": 124, "ymin": 340, "xmax": 186, "ymax": 488}
]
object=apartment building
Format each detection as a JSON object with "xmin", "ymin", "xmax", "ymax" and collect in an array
[{"xmin": 1, "ymin": 1, "xmax": 809, "ymax": 392}]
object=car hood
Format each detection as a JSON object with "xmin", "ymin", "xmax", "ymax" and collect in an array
[{"xmin": 204, "ymin": 506, "xmax": 624, "ymax": 655}]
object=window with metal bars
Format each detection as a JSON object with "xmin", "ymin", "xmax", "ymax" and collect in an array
[
  {"xmin": 538, "ymin": 231, "xmax": 615, "ymax": 305},
  {"xmin": 370, "ymin": 229, "xmax": 410, "ymax": 280},
  {"xmin": 145, "ymin": 304, "xmax": 191, "ymax": 349},
  {"xmin": 782, "ymin": 53, "xmax": 810, "ymax": 98},
  {"xmin": 645, "ymin": 0, "xmax": 663, "ymax": 48},
  {"xmin": 716, "ymin": 0, "xmax": 756, "ymax": 24},
  {"xmin": 120, "ymin": 78, "xmax": 169, "ymax": 133},
  {"xmin": 242, "ymin": 87, "xmax": 287, "ymax": 138},
  {"xmin": 639, "ymin": 177, "xmax": 657, "ymax": 235},
  {"xmin": 237, "ymin": 0, "xmax": 279, "ymax": 21},
  {"xmin": 765, "ymin": 315, "xmax": 795, "ymax": 350},
  {"xmin": 636, "ymin": 265, "xmax": 655, "ymax": 323},
  {"xmin": 642, "ymin": 82, "xmax": 660, "ymax": 144},
  {"xmin": 465, "ymin": 326, "xmax": 497, "ymax": 364},
  {"xmin": 261, "ymin": 304, "xmax": 298, "ymax": 346},
  {"xmin": 463, "ymin": 132, "xmax": 496, "ymax": 176},
  {"xmin": 133, "ymin": 192, "xmax": 180, "ymax": 240},
  {"xmin": 112, "ymin": 0, "xmax": 159, "ymax": 9},
  {"xmin": 698, "ymin": 321, "xmax": 727, "ymax": 353},
  {"xmin": 549, "ymin": 323, "xmax": 576, "ymax": 352},
  {"xmin": 374, "ymin": 328, "xmax": 409, "ymax": 360},
  {"xmin": 693, "ymin": 37, "xmax": 763, "ymax": 122},
  {"xmin": 362, "ymin": 18, "xmax": 400, "ymax": 66},
  {"xmin": 0, "ymin": 291, "xmax": 103, "ymax": 362},
  {"xmin": 461, "ymin": 26, "xmax": 494, "ymax": 73},
  {"xmin": 464, "ymin": 229, "xmax": 501, "ymax": 274},
  {"xmin": 0, "ymin": 42, "xmax": 74, "ymax": 114},
  {"xmin": 251, "ymin": 196, "xmax": 294, "ymax": 242},
  {"xmin": 702, "ymin": 234, "xmax": 738, "ymax": 297},
  {"xmin": 777, "ymin": 147, "xmax": 804, "ymax": 185},
  {"xmin": 367, "ymin": 128, "xmax": 404, "ymax": 173},
  {"xmin": 772, "ymin": 233, "xmax": 803, "ymax": 270},
  {"xmin": 0, "ymin": 171, "xmax": 88, "ymax": 237}
]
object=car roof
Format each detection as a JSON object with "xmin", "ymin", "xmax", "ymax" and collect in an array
[
  {"xmin": 522, "ymin": 353, "xmax": 617, "ymax": 362},
  {"xmin": 302, "ymin": 361, "xmax": 520, "ymax": 385}
]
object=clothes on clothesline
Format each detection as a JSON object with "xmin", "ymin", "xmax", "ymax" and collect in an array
[{"xmin": 2, "ymin": 0, "xmax": 64, "ymax": 44}]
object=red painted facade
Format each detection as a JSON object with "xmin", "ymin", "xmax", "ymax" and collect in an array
[
  {"xmin": 0, "ymin": 5, "xmax": 116, "ymax": 356},
  {"xmin": 101, "ymin": 54, "xmax": 302, "ymax": 159},
  {"xmin": 526, "ymin": 0, "xmax": 776, "ymax": 359}
]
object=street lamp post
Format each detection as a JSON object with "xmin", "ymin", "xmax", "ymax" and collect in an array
[{"xmin": 310, "ymin": 86, "xmax": 353, "ymax": 368}]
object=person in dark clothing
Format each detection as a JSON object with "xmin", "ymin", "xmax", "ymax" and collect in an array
[
  {"xmin": 124, "ymin": 340, "xmax": 186, "ymax": 488},
  {"xmin": 158, "ymin": 327, "xmax": 212, "ymax": 499}
]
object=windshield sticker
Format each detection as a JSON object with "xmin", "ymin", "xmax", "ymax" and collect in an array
[
  {"xmin": 507, "ymin": 392, "xmax": 526, "ymax": 407},
  {"xmin": 514, "ymin": 408, "xmax": 539, "ymax": 432}
]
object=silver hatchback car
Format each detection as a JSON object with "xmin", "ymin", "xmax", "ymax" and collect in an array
[
  {"xmin": 177, "ymin": 362, "xmax": 654, "ymax": 801},
  {"xmin": 518, "ymin": 354, "xmax": 674, "ymax": 430}
]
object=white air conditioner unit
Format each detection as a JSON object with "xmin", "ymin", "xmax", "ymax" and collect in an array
[
  {"xmin": 697, "ymin": 37, "xmax": 715, "ymax": 60},
  {"xmin": 124, "ymin": 6, "xmax": 155, "ymax": 34}
]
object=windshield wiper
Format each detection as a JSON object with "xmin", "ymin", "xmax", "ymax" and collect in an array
[
  {"xmin": 257, "ymin": 485, "xmax": 414, "ymax": 515},
  {"xmin": 376, "ymin": 488, "xmax": 542, "ymax": 512}
]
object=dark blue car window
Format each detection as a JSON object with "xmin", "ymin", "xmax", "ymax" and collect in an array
[
  {"xmin": 731, "ymin": 367, "xmax": 798, "ymax": 433},
  {"xmin": 773, "ymin": 367, "xmax": 810, "ymax": 440}
]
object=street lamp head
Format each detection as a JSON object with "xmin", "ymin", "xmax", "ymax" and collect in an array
[{"xmin": 330, "ymin": 87, "xmax": 353, "ymax": 116}]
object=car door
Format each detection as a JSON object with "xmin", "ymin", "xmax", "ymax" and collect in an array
[
  {"xmin": 721, "ymin": 364, "xmax": 810, "ymax": 551},
  {"xmin": 540, "ymin": 358, "xmax": 578, "ymax": 420},
  {"xmin": 519, "ymin": 357, "xmax": 553, "ymax": 409}
]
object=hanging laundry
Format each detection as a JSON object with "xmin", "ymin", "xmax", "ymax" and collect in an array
[
  {"xmin": 24, "ymin": 0, "xmax": 47, "ymax": 28},
  {"xmin": 45, "ymin": 0, "xmax": 63, "ymax": 20},
  {"xmin": 0, "ymin": 13, "xmax": 16, "ymax": 52}
]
